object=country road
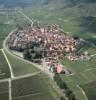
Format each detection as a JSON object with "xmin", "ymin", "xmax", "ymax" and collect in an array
[
  {"xmin": 2, "ymin": 11, "xmax": 54, "ymax": 79},
  {"xmin": 0, "ymin": 10, "xmax": 90, "ymax": 100},
  {"xmin": 12, "ymin": 71, "xmax": 41, "ymax": 80},
  {"xmin": 18, "ymin": 10, "xmax": 33, "ymax": 27},
  {"xmin": 1, "ymin": 49, "xmax": 14, "ymax": 79},
  {"xmin": 1, "ymin": 11, "xmax": 50, "ymax": 100}
]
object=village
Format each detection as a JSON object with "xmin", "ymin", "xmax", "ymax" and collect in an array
[{"xmin": 7, "ymin": 24, "xmax": 90, "ymax": 74}]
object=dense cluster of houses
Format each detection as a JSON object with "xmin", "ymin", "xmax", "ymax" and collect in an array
[
  {"xmin": 67, "ymin": 51, "xmax": 90, "ymax": 61},
  {"xmin": 8, "ymin": 24, "xmax": 90, "ymax": 74},
  {"xmin": 9, "ymin": 24, "xmax": 78, "ymax": 54}
]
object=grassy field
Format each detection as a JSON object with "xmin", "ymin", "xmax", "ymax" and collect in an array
[
  {"xmin": 0, "ymin": 50, "xmax": 10, "ymax": 79},
  {"xmin": 4, "ymin": 50, "xmax": 40, "ymax": 76},
  {"xmin": 12, "ymin": 73, "xmax": 60, "ymax": 100},
  {"xmin": 0, "ymin": 81, "xmax": 9, "ymax": 100}
]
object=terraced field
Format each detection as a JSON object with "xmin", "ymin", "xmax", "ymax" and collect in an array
[{"xmin": 0, "ymin": 50, "xmax": 10, "ymax": 79}]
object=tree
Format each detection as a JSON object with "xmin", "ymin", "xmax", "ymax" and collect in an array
[
  {"xmin": 60, "ymin": 97, "xmax": 65, "ymax": 100},
  {"xmin": 23, "ymin": 49, "xmax": 31, "ymax": 59},
  {"xmin": 68, "ymin": 93, "xmax": 76, "ymax": 100}
]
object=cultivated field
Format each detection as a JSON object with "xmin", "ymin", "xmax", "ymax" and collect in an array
[
  {"xmin": 0, "ymin": 12, "xmax": 15, "ymax": 48},
  {"xmin": 4, "ymin": 50, "xmax": 40, "ymax": 76},
  {"xmin": 12, "ymin": 73, "xmax": 60, "ymax": 100},
  {"xmin": 0, "ymin": 3, "xmax": 96, "ymax": 100},
  {"xmin": 4, "ymin": 49, "xmax": 61, "ymax": 100},
  {"xmin": 0, "ymin": 10, "xmax": 30, "ymax": 49},
  {"xmin": 23, "ymin": 6, "xmax": 96, "ymax": 100},
  {"xmin": 0, "ymin": 81, "xmax": 9, "ymax": 100},
  {"xmin": 0, "ymin": 9, "xmax": 62, "ymax": 100},
  {"xmin": 23, "ymin": 4, "xmax": 96, "ymax": 45},
  {"xmin": 81, "ymin": 81, "xmax": 96, "ymax": 100},
  {"xmin": 0, "ymin": 50, "xmax": 10, "ymax": 79},
  {"xmin": 60, "ymin": 55, "xmax": 96, "ymax": 100}
]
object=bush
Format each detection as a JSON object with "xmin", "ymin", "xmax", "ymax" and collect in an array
[
  {"xmin": 23, "ymin": 49, "xmax": 31, "ymax": 59},
  {"xmin": 54, "ymin": 74, "xmax": 76, "ymax": 100},
  {"xmin": 68, "ymin": 93, "xmax": 75, "ymax": 100},
  {"xmin": 65, "ymin": 90, "xmax": 72, "ymax": 97},
  {"xmin": 54, "ymin": 74, "xmax": 68, "ymax": 89}
]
